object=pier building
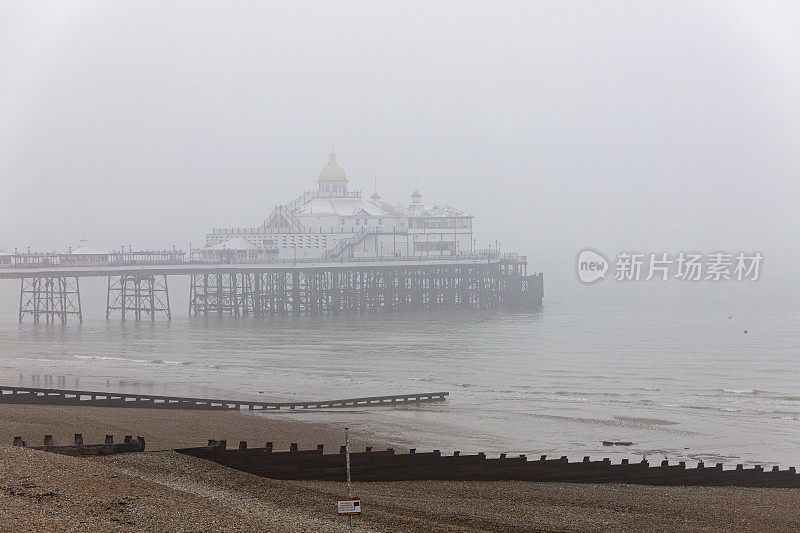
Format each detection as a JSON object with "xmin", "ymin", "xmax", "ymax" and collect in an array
[{"xmin": 203, "ymin": 150, "xmax": 474, "ymax": 261}]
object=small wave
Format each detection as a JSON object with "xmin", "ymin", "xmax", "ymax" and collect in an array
[
  {"xmin": 72, "ymin": 355, "xmax": 191, "ymax": 366},
  {"xmin": 555, "ymin": 391, "xmax": 621, "ymax": 398},
  {"xmin": 613, "ymin": 416, "xmax": 678, "ymax": 426},
  {"xmin": 74, "ymin": 355, "xmax": 150, "ymax": 364},
  {"xmin": 551, "ymin": 395, "xmax": 589, "ymax": 402},
  {"xmin": 682, "ymin": 405, "xmax": 717, "ymax": 411},
  {"xmin": 721, "ymin": 388, "xmax": 758, "ymax": 395},
  {"xmin": 525, "ymin": 413, "xmax": 692, "ymax": 433}
]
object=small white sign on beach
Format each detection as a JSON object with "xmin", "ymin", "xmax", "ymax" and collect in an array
[{"xmin": 338, "ymin": 498, "xmax": 361, "ymax": 516}]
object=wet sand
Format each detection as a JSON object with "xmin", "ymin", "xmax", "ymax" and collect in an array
[
  {"xmin": 0, "ymin": 403, "xmax": 391, "ymax": 452},
  {"xmin": 2, "ymin": 404, "xmax": 800, "ymax": 532}
]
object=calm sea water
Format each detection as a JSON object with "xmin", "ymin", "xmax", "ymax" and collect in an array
[{"xmin": 1, "ymin": 267, "xmax": 798, "ymax": 466}]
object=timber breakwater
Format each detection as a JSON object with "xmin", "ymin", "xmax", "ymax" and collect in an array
[
  {"xmin": 178, "ymin": 441, "xmax": 800, "ymax": 488},
  {"xmin": 0, "ymin": 385, "xmax": 449, "ymax": 411},
  {"xmin": 12, "ymin": 433, "xmax": 146, "ymax": 456}
]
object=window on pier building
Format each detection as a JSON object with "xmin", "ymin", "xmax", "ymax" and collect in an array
[
  {"xmin": 421, "ymin": 218, "xmax": 454, "ymax": 229},
  {"xmin": 414, "ymin": 241, "xmax": 455, "ymax": 252}
]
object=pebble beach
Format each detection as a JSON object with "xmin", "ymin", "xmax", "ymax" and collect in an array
[{"xmin": 1, "ymin": 404, "xmax": 800, "ymax": 532}]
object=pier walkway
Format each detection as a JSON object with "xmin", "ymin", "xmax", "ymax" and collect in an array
[
  {"xmin": 0, "ymin": 256, "xmax": 501, "ymax": 280},
  {"xmin": 0, "ymin": 253, "xmax": 542, "ymax": 323}
]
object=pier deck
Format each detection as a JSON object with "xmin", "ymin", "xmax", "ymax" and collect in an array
[
  {"xmin": 1, "ymin": 255, "xmax": 543, "ymax": 323},
  {"xmin": 0, "ymin": 257, "xmax": 503, "ymax": 280}
]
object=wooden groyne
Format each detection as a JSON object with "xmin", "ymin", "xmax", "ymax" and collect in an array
[
  {"xmin": 176, "ymin": 442, "xmax": 800, "ymax": 488},
  {"xmin": 13, "ymin": 434, "xmax": 145, "ymax": 456},
  {"xmin": 0, "ymin": 386, "xmax": 449, "ymax": 411}
]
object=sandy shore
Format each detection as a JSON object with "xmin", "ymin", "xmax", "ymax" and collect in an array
[
  {"xmin": 0, "ymin": 403, "xmax": 392, "ymax": 452},
  {"xmin": 1, "ymin": 404, "xmax": 800, "ymax": 532}
]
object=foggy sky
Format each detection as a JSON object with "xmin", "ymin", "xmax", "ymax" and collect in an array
[{"xmin": 1, "ymin": 1, "xmax": 798, "ymax": 273}]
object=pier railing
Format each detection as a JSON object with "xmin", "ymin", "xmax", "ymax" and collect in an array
[{"xmin": 0, "ymin": 251, "xmax": 504, "ymax": 270}]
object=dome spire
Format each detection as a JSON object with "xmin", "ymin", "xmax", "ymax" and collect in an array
[
  {"xmin": 318, "ymin": 146, "xmax": 348, "ymax": 195},
  {"xmin": 411, "ymin": 174, "xmax": 422, "ymax": 198},
  {"xmin": 371, "ymin": 174, "xmax": 381, "ymax": 199},
  {"xmin": 409, "ymin": 180, "xmax": 423, "ymax": 212}
]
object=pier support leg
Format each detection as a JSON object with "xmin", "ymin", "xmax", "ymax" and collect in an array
[
  {"xmin": 106, "ymin": 275, "xmax": 170, "ymax": 320},
  {"xmin": 189, "ymin": 272, "xmax": 250, "ymax": 317},
  {"xmin": 187, "ymin": 262, "xmax": 540, "ymax": 320},
  {"xmin": 19, "ymin": 276, "xmax": 82, "ymax": 324}
]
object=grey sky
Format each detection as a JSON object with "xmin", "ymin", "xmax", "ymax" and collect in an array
[{"xmin": 1, "ymin": 1, "xmax": 798, "ymax": 272}]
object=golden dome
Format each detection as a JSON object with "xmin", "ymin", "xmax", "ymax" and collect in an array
[{"xmin": 318, "ymin": 150, "xmax": 347, "ymax": 182}]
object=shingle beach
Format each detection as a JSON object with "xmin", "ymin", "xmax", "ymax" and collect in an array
[{"xmin": 1, "ymin": 404, "xmax": 799, "ymax": 532}]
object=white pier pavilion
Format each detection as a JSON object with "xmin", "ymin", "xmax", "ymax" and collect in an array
[{"xmin": 203, "ymin": 151, "xmax": 474, "ymax": 261}]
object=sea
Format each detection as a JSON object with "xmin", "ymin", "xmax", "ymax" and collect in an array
[{"xmin": 1, "ymin": 263, "xmax": 798, "ymax": 467}]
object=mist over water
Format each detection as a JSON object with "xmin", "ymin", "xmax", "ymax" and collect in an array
[{"xmin": 2, "ymin": 268, "xmax": 797, "ymax": 466}]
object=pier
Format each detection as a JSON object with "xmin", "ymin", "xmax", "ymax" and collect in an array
[
  {"xmin": 0, "ymin": 254, "xmax": 542, "ymax": 323},
  {"xmin": 0, "ymin": 152, "xmax": 545, "ymax": 323}
]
